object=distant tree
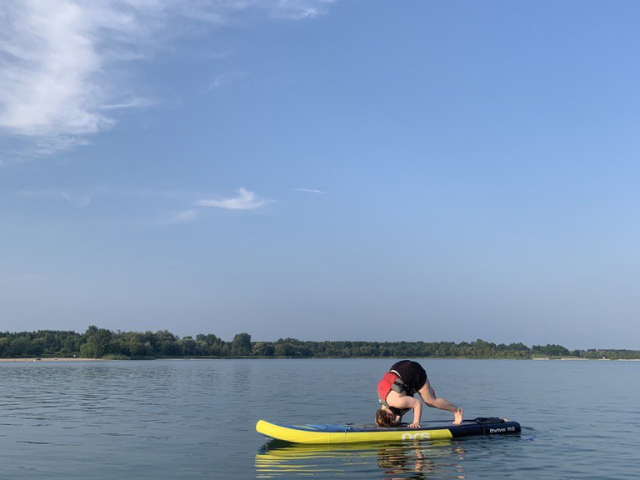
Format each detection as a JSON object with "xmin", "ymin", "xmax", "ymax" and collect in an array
[
  {"xmin": 81, "ymin": 326, "xmax": 112, "ymax": 357},
  {"xmin": 10, "ymin": 337, "xmax": 30, "ymax": 357},
  {"xmin": 27, "ymin": 337, "xmax": 45, "ymax": 356},
  {"xmin": 252, "ymin": 342, "xmax": 275, "ymax": 357},
  {"xmin": 274, "ymin": 342, "xmax": 296, "ymax": 357},
  {"xmin": 532, "ymin": 344, "xmax": 570, "ymax": 357},
  {"xmin": 232, "ymin": 333, "xmax": 252, "ymax": 356},
  {"xmin": 2, "ymin": 326, "xmax": 640, "ymax": 360},
  {"xmin": 127, "ymin": 333, "xmax": 146, "ymax": 357},
  {"xmin": 0, "ymin": 337, "xmax": 9, "ymax": 357},
  {"xmin": 180, "ymin": 336, "xmax": 197, "ymax": 356}
]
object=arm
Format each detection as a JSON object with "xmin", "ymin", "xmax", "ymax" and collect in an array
[
  {"xmin": 386, "ymin": 391, "xmax": 422, "ymax": 428},
  {"xmin": 409, "ymin": 400, "xmax": 422, "ymax": 428}
]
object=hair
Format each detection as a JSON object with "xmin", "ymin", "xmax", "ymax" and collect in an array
[{"xmin": 375, "ymin": 408, "xmax": 395, "ymax": 427}]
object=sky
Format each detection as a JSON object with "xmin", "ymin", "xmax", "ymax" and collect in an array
[{"xmin": 1, "ymin": 1, "xmax": 639, "ymax": 349}]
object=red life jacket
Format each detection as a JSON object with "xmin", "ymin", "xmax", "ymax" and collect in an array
[{"xmin": 377, "ymin": 371, "xmax": 411, "ymax": 417}]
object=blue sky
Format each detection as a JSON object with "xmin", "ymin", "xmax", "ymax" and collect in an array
[{"xmin": 1, "ymin": 1, "xmax": 639, "ymax": 349}]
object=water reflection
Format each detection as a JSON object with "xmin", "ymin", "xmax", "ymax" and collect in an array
[
  {"xmin": 256, "ymin": 439, "xmax": 467, "ymax": 479},
  {"xmin": 377, "ymin": 442, "xmax": 466, "ymax": 480}
]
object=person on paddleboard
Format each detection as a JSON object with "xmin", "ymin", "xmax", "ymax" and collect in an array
[{"xmin": 375, "ymin": 360, "xmax": 463, "ymax": 428}]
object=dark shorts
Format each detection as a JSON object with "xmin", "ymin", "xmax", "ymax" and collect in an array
[{"xmin": 389, "ymin": 360, "xmax": 427, "ymax": 394}]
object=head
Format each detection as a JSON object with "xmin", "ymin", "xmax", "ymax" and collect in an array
[{"xmin": 375, "ymin": 407, "xmax": 396, "ymax": 427}]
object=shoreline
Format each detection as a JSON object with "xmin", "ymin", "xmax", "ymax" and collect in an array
[
  {"xmin": 1, "ymin": 356, "xmax": 640, "ymax": 362},
  {"xmin": 0, "ymin": 357, "xmax": 105, "ymax": 362}
]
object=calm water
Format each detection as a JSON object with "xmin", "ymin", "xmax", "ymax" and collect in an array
[{"xmin": 1, "ymin": 358, "xmax": 639, "ymax": 479}]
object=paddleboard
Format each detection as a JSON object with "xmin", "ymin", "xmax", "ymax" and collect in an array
[{"xmin": 256, "ymin": 417, "xmax": 520, "ymax": 444}]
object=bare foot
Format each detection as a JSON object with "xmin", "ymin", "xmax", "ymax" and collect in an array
[{"xmin": 453, "ymin": 408, "xmax": 463, "ymax": 425}]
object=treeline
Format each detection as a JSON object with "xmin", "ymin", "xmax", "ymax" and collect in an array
[{"xmin": 0, "ymin": 327, "xmax": 639, "ymax": 360}]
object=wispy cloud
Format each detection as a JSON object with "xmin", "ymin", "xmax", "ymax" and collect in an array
[
  {"xmin": 295, "ymin": 188, "xmax": 326, "ymax": 194},
  {"xmin": 258, "ymin": 0, "xmax": 337, "ymax": 20},
  {"xmin": 15, "ymin": 184, "xmax": 273, "ymax": 223},
  {"xmin": 20, "ymin": 188, "xmax": 91, "ymax": 207},
  {"xmin": 0, "ymin": 2, "xmax": 115, "ymax": 143},
  {"xmin": 0, "ymin": 0, "xmax": 338, "ymax": 158},
  {"xmin": 162, "ymin": 209, "xmax": 199, "ymax": 225},
  {"xmin": 196, "ymin": 187, "xmax": 267, "ymax": 210}
]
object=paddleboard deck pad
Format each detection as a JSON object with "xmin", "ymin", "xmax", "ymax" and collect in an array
[{"xmin": 256, "ymin": 417, "xmax": 521, "ymax": 444}]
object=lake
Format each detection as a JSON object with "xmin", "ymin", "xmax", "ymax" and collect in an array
[{"xmin": 1, "ymin": 358, "xmax": 638, "ymax": 479}]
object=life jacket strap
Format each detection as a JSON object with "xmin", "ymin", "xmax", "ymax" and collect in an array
[
  {"xmin": 379, "ymin": 371, "xmax": 413, "ymax": 417},
  {"xmin": 389, "ymin": 370, "xmax": 417, "ymax": 396}
]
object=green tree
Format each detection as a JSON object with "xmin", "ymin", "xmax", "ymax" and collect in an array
[
  {"xmin": 180, "ymin": 336, "xmax": 196, "ymax": 356},
  {"xmin": 82, "ymin": 326, "xmax": 112, "ymax": 357},
  {"xmin": 274, "ymin": 342, "xmax": 296, "ymax": 356},
  {"xmin": 10, "ymin": 337, "xmax": 29, "ymax": 357},
  {"xmin": 252, "ymin": 342, "xmax": 275, "ymax": 356},
  {"xmin": 232, "ymin": 333, "xmax": 252, "ymax": 356}
]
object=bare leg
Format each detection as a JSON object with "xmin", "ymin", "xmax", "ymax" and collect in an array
[{"xmin": 418, "ymin": 381, "xmax": 463, "ymax": 425}]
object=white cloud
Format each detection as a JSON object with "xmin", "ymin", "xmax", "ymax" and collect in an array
[
  {"xmin": 0, "ymin": 2, "xmax": 112, "ymax": 138},
  {"xmin": 257, "ymin": 0, "xmax": 337, "ymax": 20},
  {"xmin": 295, "ymin": 188, "xmax": 326, "ymax": 194},
  {"xmin": 0, "ymin": 0, "xmax": 338, "ymax": 158},
  {"xmin": 196, "ymin": 187, "xmax": 266, "ymax": 210}
]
